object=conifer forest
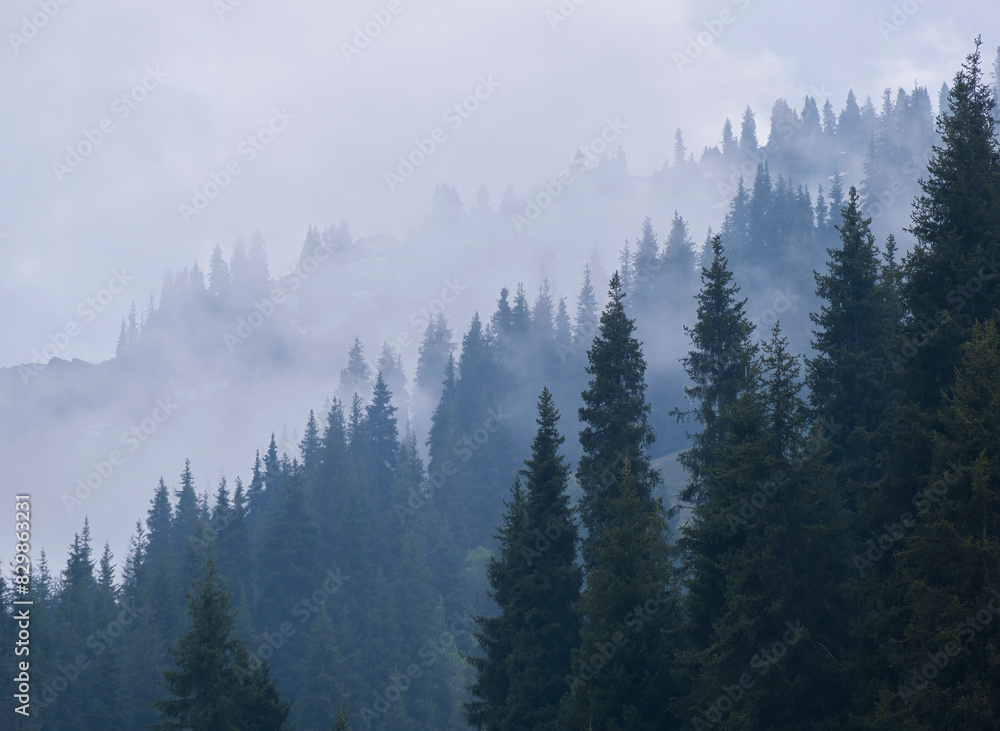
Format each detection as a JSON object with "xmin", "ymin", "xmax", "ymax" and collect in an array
[{"xmin": 2, "ymin": 5, "xmax": 1000, "ymax": 730}]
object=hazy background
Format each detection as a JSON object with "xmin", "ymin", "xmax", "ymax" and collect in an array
[
  {"xmin": 2, "ymin": 0, "xmax": 992, "ymax": 363},
  {"xmin": 2, "ymin": 0, "xmax": 998, "ymax": 565}
]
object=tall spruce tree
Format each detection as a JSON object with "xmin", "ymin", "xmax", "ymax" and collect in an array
[
  {"xmin": 466, "ymin": 477, "xmax": 527, "ymax": 731},
  {"xmin": 467, "ymin": 389, "xmax": 582, "ymax": 730},
  {"xmin": 567, "ymin": 272, "xmax": 681, "ymax": 728},
  {"xmin": 574, "ymin": 264, "xmax": 601, "ymax": 354},
  {"xmin": 366, "ymin": 372, "xmax": 400, "ymax": 510},
  {"xmin": 416, "ymin": 314, "xmax": 455, "ymax": 402},
  {"xmin": 339, "ymin": 337, "xmax": 374, "ymax": 404},
  {"xmin": 153, "ymin": 559, "xmax": 292, "ymax": 730},
  {"xmin": 807, "ymin": 186, "xmax": 897, "ymax": 502},
  {"xmin": 676, "ymin": 234, "xmax": 758, "ymax": 513},
  {"xmin": 675, "ymin": 326, "xmax": 851, "ymax": 730},
  {"xmin": 875, "ymin": 319, "xmax": 1000, "ymax": 728},
  {"xmin": 661, "ymin": 211, "xmax": 698, "ymax": 301},
  {"xmin": 559, "ymin": 463, "xmax": 680, "ymax": 730},
  {"xmin": 903, "ymin": 37, "xmax": 1000, "ymax": 406},
  {"xmin": 576, "ymin": 272, "xmax": 659, "ymax": 567}
]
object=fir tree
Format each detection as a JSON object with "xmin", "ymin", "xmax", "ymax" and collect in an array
[
  {"xmin": 339, "ymin": 337, "xmax": 374, "ymax": 404},
  {"xmin": 675, "ymin": 326, "xmax": 851, "ymax": 729},
  {"xmin": 415, "ymin": 314, "xmax": 455, "ymax": 402},
  {"xmin": 466, "ymin": 478, "xmax": 526, "ymax": 731},
  {"xmin": 531, "ymin": 279, "xmax": 556, "ymax": 344},
  {"xmin": 674, "ymin": 129, "xmax": 688, "ymax": 167},
  {"xmin": 721, "ymin": 118, "xmax": 738, "ymax": 157},
  {"xmin": 631, "ymin": 217, "xmax": 660, "ymax": 307},
  {"xmin": 489, "ymin": 287, "xmax": 514, "ymax": 350},
  {"xmin": 208, "ymin": 243, "xmax": 232, "ymax": 302},
  {"xmin": 296, "ymin": 607, "xmax": 347, "ymax": 731},
  {"xmin": 300, "ymin": 410, "xmax": 323, "ymax": 479},
  {"xmin": 153, "ymin": 560, "xmax": 293, "ymax": 730},
  {"xmin": 721, "ymin": 177, "xmax": 751, "ymax": 264},
  {"xmin": 366, "ymin": 372, "xmax": 400, "ymax": 510},
  {"xmin": 377, "ymin": 342, "xmax": 411, "ymax": 420},
  {"xmin": 904, "ymin": 37, "xmax": 1000, "ymax": 407},
  {"xmin": 577, "ymin": 272, "xmax": 660, "ymax": 568},
  {"xmin": 739, "ymin": 106, "xmax": 759, "ymax": 152},
  {"xmin": 807, "ymin": 186, "xmax": 897, "ymax": 500},
  {"xmin": 255, "ymin": 467, "xmax": 320, "ymax": 644},
  {"xmin": 876, "ymin": 320, "xmax": 1000, "ymax": 727},
  {"xmin": 662, "ymin": 211, "xmax": 698, "ymax": 299},
  {"xmin": 511, "ymin": 283, "xmax": 532, "ymax": 336},
  {"xmin": 467, "ymin": 389, "xmax": 582, "ymax": 730},
  {"xmin": 174, "ymin": 459, "xmax": 205, "ymax": 589},
  {"xmin": 838, "ymin": 90, "xmax": 864, "ymax": 150},
  {"xmin": 574, "ymin": 264, "xmax": 601, "ymax": 354},
  {"xmin": 554, "ymin": 296, "xmax": 573, "ymax": 364},
  {"xmin": 676, "ymin": 234, "xmax": 758, "ymax": 512},
  {"xmin": 146, "ymin": 477, "xmax": 173, "ymax": 570},
  {"xmin": 334, "ymin": 704, "xmax": 351, "ymax": 730},
  {"xmin": 560, "ymin": 463, "xmax": 680, "ymax": 730}
]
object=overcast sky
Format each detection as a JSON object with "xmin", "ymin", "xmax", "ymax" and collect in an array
[{"xmin": 1, "ymin": 0, "xmax": 997, "ymax": 368}]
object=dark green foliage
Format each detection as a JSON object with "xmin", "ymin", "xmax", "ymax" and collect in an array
[
  {"xmin": 807, "ymin": 186, "xmax": 899, "ymax": 501},
  {"xmin": 300, "ymin": 409, "xmax": 323, "ymax": 478},
  {"xmin": 366, "ymin": 372, "xmax": 400, "ymax": 510},
  {"xmin": 903, "ymin": 38, "xmax": 1000, "ymax": 407},
  {"xmin": 153, "ymin": 559, "xmax": 292, "ymax": 730},
  {"xmin": 339, "ymin": 337, "xmax": 373, "ymax": 403},
  {"xmin": 677, "ymin": 234, "xmax": 758, "ymax": 513},
  {"xmin": 467, "ymin": 389, "xmax": 582, "ymax": 730},
  {"xmin": 466, "ymin": 477, "xmax": 525, "ymax": 731},
  {"xmin": 297, "ymin": 607, "xmax": 347, "ymax": 731},
  {"xmin": 675, "ymin": 326, "xmax": 851, "ymax": 730},
  {"xmin": 560, "ymin": 464, "xmax": 680, "ymax": 731},
  {"xmin": 31, "ymin": 44, "xmax": 1000, "ymax": 730},
  {"xmin": 872, "ymin": 320, "xmax": 1000, "ymax": 728},
  {"xmin": 377, "ymin": 342, "xmax": 411, "ymax": 418},
  {"xmin": 416, "ymin": 313, "xmax": 455, "ymax": 402},
  {"xmin": 577, "ymin": 272, "xmax": 660, "ymax": 565}
]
